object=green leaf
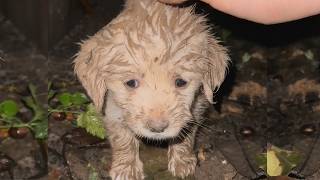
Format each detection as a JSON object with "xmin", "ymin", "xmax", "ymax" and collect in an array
[
  {"xmin": 48, "ymin": 91, "xmax": 55, "ymax": 101},
  {"xmin": 28, "ymin": 84, "xmax": 37, "ymax": 100},
  {"xmin": 267, "ymin": 150, "xmax": 283, "ymax": 176},
  {"xmin": 25, "ymin": 84, "xmax": 47, "ymax": 139},
  {"xmin": 32, "ymin": 118, "xmax": 48, "ymax": 139},
  {"xmin": 48, "ymin": 81, "xmax": 54, "ymax": 100},
  {"xmin": 77, "ymin": 104, "xmax": 106, "ymax": 139},
  {"xmin": 48, "ymin": 81, "xmax": 52, "ymax": 91},
  {"xmin": 71, "ymin": 92, "xmax": 89, "ymax": 105},
  {"xmin": 287, "ymin": 152, "xmax": 301, "ymax": 165},
  {"xmin": 23, "ymin": 97, "xmax": 36, "ymax": 111},
  {"xmin": 0, "ymin": 100, "xmax": 19, "ymax": 117},
  {"xmin": 256, "ymin": 153, "xmax": 267, "ymax": 171},
  {"xmin": 263, "ymin": 145, "xmax": 302, "ymax": 176},
  {"xmin": 58, "ymin": 93, "xmax": 73, "ymax": 107}
]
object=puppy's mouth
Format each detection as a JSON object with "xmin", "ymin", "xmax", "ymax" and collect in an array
[
  {"xmin": 133, "ymin": 125, "xmax": 182, "ymax": 140},
  {"xmin": 127, "ymin": 117, "xmax": 194, "ymax": 140},
  {"xmin": 131, "ymin": 122, "xmax": 195, "ymax": 141}
]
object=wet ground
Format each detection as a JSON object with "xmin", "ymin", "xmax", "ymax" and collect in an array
[{"xmin": 0, "ymin": 1, "xmax": 320, "ymax": 180}]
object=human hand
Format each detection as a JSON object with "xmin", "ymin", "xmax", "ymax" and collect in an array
[{"xmin": 158, "ymin": 0, "xmax": 320, "ymax": 25}]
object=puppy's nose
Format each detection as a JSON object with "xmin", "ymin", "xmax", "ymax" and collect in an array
[{"xmin": 147, "ymin": 119, "xmax": 169, "ymax": 133}]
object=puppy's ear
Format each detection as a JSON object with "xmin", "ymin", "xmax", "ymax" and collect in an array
[
  {"xmin": 74, "ymin": 39, "xmax": 107, "ymax": 112},
  {"xmin": 202, "ymin": 37, "xmax": 229, "ymax": 103}
]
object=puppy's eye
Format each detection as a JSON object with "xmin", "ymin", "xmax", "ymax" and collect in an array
[
  {"xmin": 175, "ymin": 78, "xmax": 188, "ymax": 88},
  {"xmin": 125, "ymin": 79, "xmax": 139, "ymax": 88}
]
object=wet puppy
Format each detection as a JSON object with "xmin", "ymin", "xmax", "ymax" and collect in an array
[{"xmin": 74, "ymin": 0, "xmax": 229, "ymax": 179}]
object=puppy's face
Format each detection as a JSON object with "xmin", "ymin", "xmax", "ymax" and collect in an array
[
  {"xmin": 107, "ymin": 60, "xmax": 203, "ymax": 139},
  {"xmin": 74, "ymin": 2, "xmax": 229, "ymax": 140}
]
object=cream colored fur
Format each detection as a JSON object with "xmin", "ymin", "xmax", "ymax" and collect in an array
[{"xmin": 74, "ymin": 0, "xmax": 229, "ymax": 179}]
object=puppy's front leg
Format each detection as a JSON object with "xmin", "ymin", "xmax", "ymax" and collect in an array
[
  {"xmin": 168, "ymin": 128, "xmax": 198, "ymax": 178},
  {"xmin": 106, "ymin": 122, "xmax": 144, "ymax": 180}
]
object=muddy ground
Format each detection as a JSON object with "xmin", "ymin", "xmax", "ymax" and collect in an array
[{"xmin": 0, "ymin": 1, "xmax": 320, "ymax": 180}]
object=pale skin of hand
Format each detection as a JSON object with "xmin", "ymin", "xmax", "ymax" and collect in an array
[{"xmin": 201, "ymin": 0, "xmax": 320, "ymax": 24}]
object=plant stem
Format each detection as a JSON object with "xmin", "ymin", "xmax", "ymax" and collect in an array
[
  {"xmin": 0, "ymin": 123, "xmax": 32, "ymax": 129},
  {"xmin": 48, "ymin": 109, "xmax": 82, "ymax": 114},
  {"xmin": 0, "ymin": 118, "xmax": 12, "ymax": 123}
]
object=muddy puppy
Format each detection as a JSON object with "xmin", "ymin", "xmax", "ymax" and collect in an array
[{"xmin": 74, "ymin": 0, "xmax": 229, "ymax": 179}]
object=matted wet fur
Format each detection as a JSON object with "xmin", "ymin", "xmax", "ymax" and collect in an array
[{"xmin": 74, "ymin": 0, "xmax": 229, "ymax": 179}]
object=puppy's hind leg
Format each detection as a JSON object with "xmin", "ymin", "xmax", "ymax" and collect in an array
[
  {"xmin": 168, "ymin": 127, "xmax": 198, "ymax": 178},
  {"xmin": 107, "ymin": 122, "xmax": 144, "ymax": 180}
]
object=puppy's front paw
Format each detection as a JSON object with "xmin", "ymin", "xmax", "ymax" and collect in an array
[
  {"xmin": 109, "ymin": 163, "xmax": 144, "ymax": 180},
  {"xmin": 168, "ymin": 153, "xmax": 197, "ymax": 178}
]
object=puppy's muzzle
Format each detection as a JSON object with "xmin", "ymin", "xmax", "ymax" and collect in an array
[{"xmin": 146, "ymin": 118, "xmax": 169, "ymax": 133}]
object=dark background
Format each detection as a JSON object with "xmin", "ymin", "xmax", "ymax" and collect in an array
[{"xmin": 0, "ymin": 0, "xmax": 319, "ymax": 52}]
